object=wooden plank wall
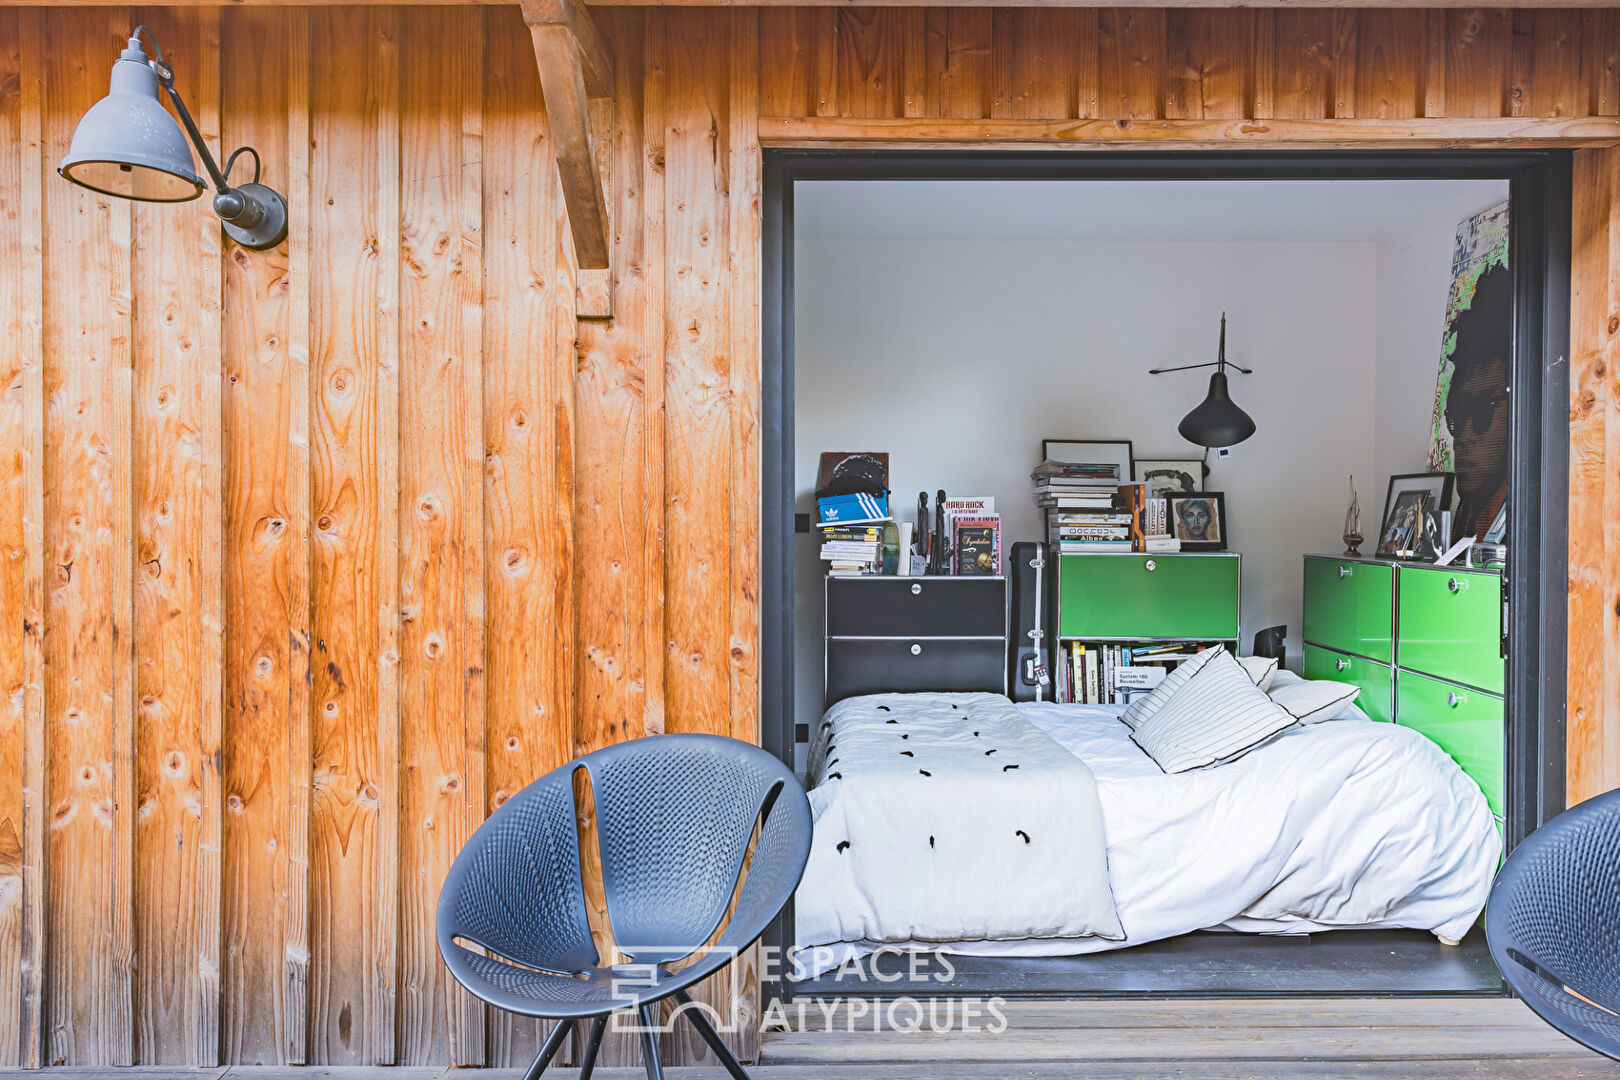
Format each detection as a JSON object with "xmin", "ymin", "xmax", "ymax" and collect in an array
[
  {"xmin": 1568, "ymin": 145, "xmax": 1620, "ymax": 808},
  {"xmin": 0, "ymin": 4, "xmax": 1618, "ymax": 1068}
]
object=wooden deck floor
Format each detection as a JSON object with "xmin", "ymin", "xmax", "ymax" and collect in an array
[{"xmin": 5, "ymin": 998, "xmax": 1616, "ymax": 1079}]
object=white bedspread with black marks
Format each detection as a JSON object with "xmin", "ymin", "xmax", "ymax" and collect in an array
[{"xmin": 793, "ymin": 693, "xmax": 1124, "ymax": 968}]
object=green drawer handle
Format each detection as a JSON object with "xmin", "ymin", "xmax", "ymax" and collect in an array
[
  {"xmin": 1335, "ymin": 658, "xmax": 1351, "ymax": 672},
  {"xmin": 1448, "ymin": 577, "xmax": 1466, "ymax": 593},
  {"xmin": 1447, "ymin": 690, "xmax": 1466, "ymax": 707},
  {"xmin": 1338, "ymin": 565, "xmax": 1352, "ymax": 579},
  {"xmin": 1144, "ymin": 559, "xmax": 1157, "ymax": 572}
]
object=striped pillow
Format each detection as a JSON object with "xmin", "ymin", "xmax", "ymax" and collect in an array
[
  {"xmin": 1118, "ymin": 647, "xmax": 1221, "ymax": 731},
  {"xmin": 1130, "ymin": 650, "xmax": 1299, "ymax": 773}
]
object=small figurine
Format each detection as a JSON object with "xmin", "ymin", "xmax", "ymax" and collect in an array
[{"xmin": 1343, "ymin": 475, "xmax": 1364, "ymax": 556}]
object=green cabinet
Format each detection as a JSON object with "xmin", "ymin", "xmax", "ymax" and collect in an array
[
  {"xmin": 1303, "ymin": 643, "xmax": 1392, "ymax": 723},
  {"xmin": 1302, "ymin": 554, "xmax": 1505, "ymax": 823},
  {"xmin": 1396, "ymin": 670, "xmax": 1506, "ymax": 819},
  {"xmin": 1057, "ymin": 553, "xmax": 1240, "ymax": 641},
  {"xmin": 1396, "ymin": 565, "xmax": 1504, "ymax": 695},
  {"xmin": 1303, "ymin": 557, "xmax": 1393, "ymax": 662}
]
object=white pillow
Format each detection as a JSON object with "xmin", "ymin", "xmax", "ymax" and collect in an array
[
  {"xmin": 1268, "ymin": 679, "xmax": 1360, "ymax": 725},
  {"xmin": 1129, "ymin": 650, "xmax": 1299, "ymax": 773},
  {"xmin": 1237, "ymin": 655, "xmax": 1279, "ymax": 691},
  {"xmin": 1117, "ymin": 647, "xmax": 1222, "ymax": 731}
]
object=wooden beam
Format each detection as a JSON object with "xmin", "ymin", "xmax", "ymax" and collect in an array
[
  {"xmin": 757, "ymin": 114, "xmax": 1620, "ymax": 148},
  {"xmin": 524, "ymin": 0, "xmax": 614, "ymax": 289},
  {"xmin": 522, "ymin": 0, "xmax": 612, "ymax": 96}
]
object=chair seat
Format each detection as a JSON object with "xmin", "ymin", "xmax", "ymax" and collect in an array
[{"xmin": 451, "ymin": 945, "xmax": 689, "ymax": 1019}]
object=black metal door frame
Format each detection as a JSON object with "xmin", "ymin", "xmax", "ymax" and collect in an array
[{"xmin": 759, "ymin": 149, "xmax": 1571, "ymax": 1003}]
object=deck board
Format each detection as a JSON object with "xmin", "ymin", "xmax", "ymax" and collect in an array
[
  {"xmin": 9, "ymin": 1063, "xmax": 1620, "ymax": 1080},
  {"xmin": 4, "ymin": 997, "xmax": 1617, "ymax": 1078}
]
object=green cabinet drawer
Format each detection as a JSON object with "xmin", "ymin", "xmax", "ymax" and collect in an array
[
  {"xmin": 1303, "ymin": 556, "xmax": 1393, "ymax": 663},
  {"xmin": 1057, "ymin": 554, "xmax": 1239, "ymax": 640},
  {"xmin": 1396, "ymin": 669, "xmax": 1505, "ymax": 820},
  {"xmin": 1303, "ymin": 644, "xmax": 1393, "ymax": 723},
  {"xmin": 1396, "ymin": 566, "xmax": 1504, "ymax": 694}
]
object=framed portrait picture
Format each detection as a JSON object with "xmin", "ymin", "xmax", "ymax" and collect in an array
[
  {"xmin": 1166, "ymin": 491, "xmax": 1226, "ymax": 551},
  {"xmin": 1041, "ymin": 439, "xmax": 1133, "ymax": 489},
  {"xmin": 1378, "ymin": 473, "xmax": 1455, "ymax": 557},
  {"xmin": 1134, "ymin": 458, "xmax": 1203, "ymax": 500}
]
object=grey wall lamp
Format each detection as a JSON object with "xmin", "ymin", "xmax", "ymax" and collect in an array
[
  {"xmin": 58, "ymin": 26, "xmax": 287, "ymax": 250},
  {"xmin": 1150, "ymin": 312, "xmax": 1257, "ymax": 448}
]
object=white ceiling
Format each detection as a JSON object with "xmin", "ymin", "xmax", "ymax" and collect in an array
[{"xmin": 796, "ymin": 178, "xmax": 1510, "ymax": 244}]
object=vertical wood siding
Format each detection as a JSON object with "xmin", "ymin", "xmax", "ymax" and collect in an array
[{"xmin": 0, "ymin": 5, "xmax": 1617, "ymax": 1067}]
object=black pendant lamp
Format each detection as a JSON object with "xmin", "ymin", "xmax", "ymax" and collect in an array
[{"xmin": 1151, "ymin": 313, "xmax": 1256, "ymax": 449}]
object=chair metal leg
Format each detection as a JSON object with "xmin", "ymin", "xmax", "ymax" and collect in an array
[
  {"xmin": 673, "ymin": 987, "xmax": 752, "ymax": 1080},
  {"xmin": 577, "ymin": 1014, "xmax": 607, "ymax": 1080},
  {"xmin": 522, "ymin": 1017, "xmax": 575, "ymax": 1080},
  {"xmin": 638, "ymin": 1003, "xmax": 665, "ymax": 1080}
]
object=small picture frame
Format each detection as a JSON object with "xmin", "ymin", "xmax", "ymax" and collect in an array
[
  {"xmin": 1041, "ymin": 439, "xmax": 1133, "ymax": 489},
  {"xmin": 1378, "ymin": 473, "xmax": 1456, "ymax": 558},
  {"xmin": 952, "ymin": 515, "xmax": 1002, "ymax": 576},
  {"xmin": 1166, "ymin": 492, "xmax": 1226, "ymax": 551},
  {"xmin": 1134, "ymin": 458, "xmax": 1203, "ymax": 499},
  {"xmin": 1483, "ymin": 503, "xmax": 1507, "ymax": 545}
]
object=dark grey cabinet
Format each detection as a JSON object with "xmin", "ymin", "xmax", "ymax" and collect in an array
[{"xmin": 823, "ymin": 576, "xmax": 1007, "ymax": 707}]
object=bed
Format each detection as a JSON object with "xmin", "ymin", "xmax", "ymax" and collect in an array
[{"xmin": 791, "ymin": 676, "xmax": 1503, "ymax": 979}]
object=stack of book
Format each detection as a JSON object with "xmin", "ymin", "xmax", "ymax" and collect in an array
[
  {"xmin": 1056, "ymin": 640, "xmax": 1218, "ymax": 704},
  {"xmin": 1142, "ymin": 497, "xmax": 1181, "ymax": 553},
  {"xmin": 1033, "ymin": 460, "xmax": 1150, "ymax": 553},
  {"xmin": 818, "ymin": 522, "xmax": 883, "ymax": 576}
]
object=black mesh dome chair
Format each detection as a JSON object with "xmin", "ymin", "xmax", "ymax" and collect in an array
[
  {"xmin": 437, "ymin": 733, "xmax": 812, "ymax": 1080},
  {"xmin": 1485, "ymin": 787, "xmax": 1620, "ymax": 1061}
]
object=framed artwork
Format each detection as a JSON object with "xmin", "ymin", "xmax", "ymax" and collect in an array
[
  {"xmin": 1427, "ymin": 201, "xmax": 1510, "ymax": 542},
  {"xmin": 815, "ymin": 451, "xmax": 889, "ymax": 499},
  {"xmin": 1041, "ymin": 439, "xmax": 1133, "ymax": 488},
  {"xmin": 1378, "ymin": 473, "xmax": 1455, "ymax": 557},
  {"xmin": 1134, "ymin": 458, "xmax": 1202, "ymax": 499},
  {"xmin": 1167, "ymin": 491, "xmax": 1226, "ymax": 551}
]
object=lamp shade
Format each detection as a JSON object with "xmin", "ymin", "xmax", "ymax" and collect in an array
[
  {"xmin": 1177, "ymin": 369, "xmax": 1257, "ymax": 448},
  {"xmin": 58, "ymin": 45, "xmax": 204, "ymax": 203}
]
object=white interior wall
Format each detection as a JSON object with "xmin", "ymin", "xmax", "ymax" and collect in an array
[
  {"xmin": 793, "ymin": 179, "xmax": 1508, "ymax": 732},
  {"xmin": 1373, "ymin": 215, "xmax": 1490, "ymax": 488}
]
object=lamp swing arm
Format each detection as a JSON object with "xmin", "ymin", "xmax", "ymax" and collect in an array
[
  {"xmin": 135, "ymin": 27, "xmax": 270, "ymax": 229},
  {"xmin": 132, "ymin": 26, "xmax": 252, "ymax": 195},
  {"xmin": 1148, "ymin": 359, "xmax": 1255, "ymax": 376}
]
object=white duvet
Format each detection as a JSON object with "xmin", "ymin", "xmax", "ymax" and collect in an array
[
  {"xmin": 794, "ymin": 694, "xmax": 1123, "ymax": 970},
  {"xmin": 793, "ymin": 683, "xmax": 1501, "ymax": 978}
]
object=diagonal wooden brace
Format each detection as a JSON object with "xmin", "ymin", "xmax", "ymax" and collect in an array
[{"xmin": 522, "ymin": 0, "xmax": 615, "ymax": 319}]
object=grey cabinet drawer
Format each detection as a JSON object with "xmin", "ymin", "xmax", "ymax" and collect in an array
[
  {"xmin": 824, "ymin": 637, "xmax": 1006, "ymax": 706},
  {"xmin": 826, "ymin": 577, "xmax": 1006, "ymax": 638}
]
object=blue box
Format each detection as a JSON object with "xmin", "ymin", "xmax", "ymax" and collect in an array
[{"xmin": 818, "ymin": 493, "xmax": 888, "ymax": 523}]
